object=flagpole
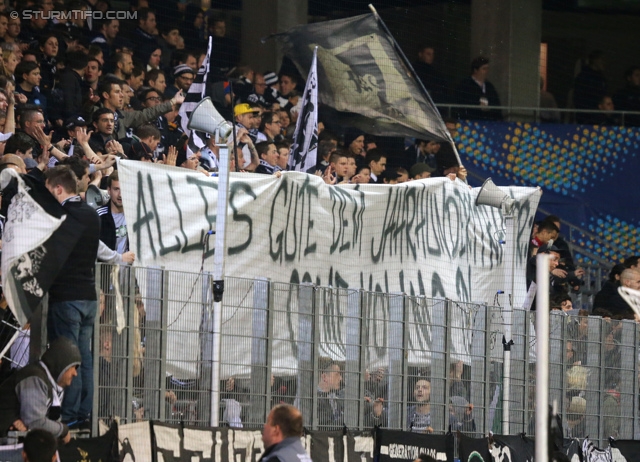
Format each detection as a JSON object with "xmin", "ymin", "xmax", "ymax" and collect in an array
[
  {"xmin": 210, "ymin": 144, "xmax": 230, "ymax": 427},
  {"xmin": 367, "ymin": 4, "xmax": 462, "ymax": 166}
]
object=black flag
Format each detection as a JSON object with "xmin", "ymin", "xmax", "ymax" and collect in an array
[{"xmin": 270, "ymin": 13, "xmax": 451, "ymax": 143}]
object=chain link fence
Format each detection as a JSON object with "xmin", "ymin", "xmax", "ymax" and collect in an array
[{"xmin": 93, "ymin": 264, "xmax": 638, "ymax": 446}]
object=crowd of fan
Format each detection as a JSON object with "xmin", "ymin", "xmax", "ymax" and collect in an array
[
  {"xmin": 0, "ymin": 0, "xmax": 477, "ymax": 189},
  {"xmin": 0, "ymin": 0, "xmax": 639, "ymax": 451}
]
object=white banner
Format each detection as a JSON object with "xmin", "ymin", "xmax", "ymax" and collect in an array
[{"xmin": 119, "ymin": 161, "xmax": 541, "ymax": 378}]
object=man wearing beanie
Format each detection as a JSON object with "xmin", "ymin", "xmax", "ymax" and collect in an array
[{"xmin": 0, "ymin": 337, "xmax": 82, "ymax": 443}]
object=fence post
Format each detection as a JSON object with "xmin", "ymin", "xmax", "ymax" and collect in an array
[
  {"xmin": 618, "ymin": 321, "xmax": 635, "ymax": 439},
  {"xmin": 91, "ymin": 264, "xmax": 102, "ymax": 435},
  {"xmin": 470, "ymin": 304, "xmax": 487, "ymax": 434},
  {"xmin": 431, "ymin": 298, "xmax": 447, "ymax": 432},
  {"xmin": 142, "ymin": 266, "xmax": 165, "ymax": 421},
  {"xmin": 250, "ymin": 278, "xmax": 270, "ymax": 425},
  {"xmin": 296, "ymin": 283, "xmax": 316, "ymax": 429},
  {"xmin": 125, "ymin": 266, "xmax": 137, "ymax": 423},
  {"xmin": 199, "ymin": 272, "xmax": 214, "ymax": 426},
  {"xmin": 387, "ymin": 292, "xmax": 405, "ymax": 429},
  {"xmin": 584, "ymin": 316, "xmax": 602, "ymax": 442},
  {"xmin": 344, "ymin": 288, "xmax": 362, "ymax": 429}
]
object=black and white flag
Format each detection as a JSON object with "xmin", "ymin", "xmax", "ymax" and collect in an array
[
  {"xmin": 287, "ymin": 46, "xmax": 318, "ymax": 173},
  {"xmin": 0, "ymin": 170, "xmax": 83, "ymax": 327},
  {"xmin": 270, "ymin": 13, "xmax": 451, "ymax": 143},
  {"xmin": 179, "ymin": 36, "xmax": 212, "ymax": 157}
]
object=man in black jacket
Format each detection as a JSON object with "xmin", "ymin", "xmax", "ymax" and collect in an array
[
  {"xmin": 454, "ymin": 56, "xmax": 503, "ymax": 121},
  {"xmin": 44, "ymin": 166, "xmax": 100, "ymax": 427}
]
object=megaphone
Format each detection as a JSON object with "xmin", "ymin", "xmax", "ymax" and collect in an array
[
  {"xmin": 85, "ymin": 184, "xmax": 110, "ymax": 210},
  {"xmin": 187, "ymin": 97, "xmax": 233, "ymax": 143},
  {"xmin": 475, "ymin": 177, "xmax": 515, "ymax": 215}
]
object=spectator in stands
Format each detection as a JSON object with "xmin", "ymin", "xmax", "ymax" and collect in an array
[
  {"xmin": 234, "ymin": 103, "xmax": 261, "ymax": 145},
  {"xmin": 352, "ymin": 165, "xmax": 371, "ymax": 184},
  {"xmin": 343, "ymin": 128, "xmax": 365, "ymax": 166},
  {"xmin": 317, "ymin": 360, "xmax": 344, "ymax": 427},
  {"xmin": 407, "ymin": 378, "xmax": 432, "ymax": 433},
  {"xmin": 84, "ymin": 58, "xmax": 102, "ymax": 96},
  {"xmin": 276, "ymin": 142, "xmax": 290, "ymax": 171},
  {"xmin": 449, "ymin": 395, "xmax": 475, "ymax": 432},
  {"xmin": 597, "ymin": 268, "xmax": 640, "ymax": 318},
  {"xmin": 594, "ymin": 264, "xmax": 625, "ymax": 311},
  {"xmin": 590, "ymin": 95, "xmax": 619, "ymax": 126},
  {"xmin": 145, "ymin": 69, "xmax": 167, "ymax": 95},
  {"xmin": 22, "ymin": 429, "xmax": 58, "ymax": 462},
  {"xmin": 409, "ymin": 162, "xmax": 435, "ymax": 180},
  {"xmin": 254, "ymin": 141, "xmax": 279, "ymax": 175},
  {"xmin": 365, "ymin": 367, "xmax": 388, "ymax": 402},
  {"xmin": 54, "ymin": 51, "xmax": 87, "ymax": 122},
  {"xmin": 603, "ymin": 370, "xmax": 621, "ymax": 439},
  {"xmin": 91, "ymin": 18, "xmax": 120, "ymax": 60},
  {"xmin": 44, "ymin": 166, "xmax": 100, "ymax": 427},
  {"xmin": 573, "ymin": 50, "xmax": 607, "ymax": 124},
  {"xmin": 258, "ymin": 111, "xmax": 283, "ymax": 144},
  {"xmin": 88, "ymin": 108, "xmax": 117, "ymax": 156},
  {"xmin": 97, "ymin": 170, "xmax": 129, "ymax": 254},
  {"xmin": 0, "ymin": 336, "xmax": 80, "ymax": 442},
  {"xmin": 563, "ymin": 396, "xmax": 586, "ymax": 438},
  {"xmin": 132, "ymin": 8, "xmax": 158, "ymax": 55},
  {"xmin": 366, "ymin": 148, "xmax": 387, "ymax": 184},
  {"xmin": 37, "ymin": 33, "xmax": 58, "ymax": 98},
  {"xmin": 454, "ymin": 56, "xmax": 502, "ymax": 121},
  {"xmin": 413, "ymin": 45, "xmax": 448, "ymax": 104},
  {"xmin": 97, "ymin": 77, "xmax": 183, "ymax": 140},
  {"xmin": 165, "ymin": 65, "xmax": 193, "ymax": 100},
  {"xmin": 404, "ymin": 138, "xmax": 439, "ymax": 171},
  {"xmin": 624, "ymin": 256, "xmax": 640, "ymax": 269},
  {"xmin": 364, "ymin": 398, "xmax": 388, "ymax": 428},
  {"xmin": 613, "ymin": 66, "xmax": 640, "ymax": 126},
  {"xmin": 15, "ymin": 61, "xmax": 48, "ymax": 122},
  {"xmin": 180, "ymin": 4, "xmax": 206, "ymax": 51},
  {"xmin": 110, "ymin": 52, "xmax": 133, "ymax": 82},
  {"xmin": 449, "ymin": 360, "xmax": 469, "ymax": 401},
  {"xmin": 529, "ymin": 220, "xmax": 559, "ymax": 257},
  {"xmin": 541, "ymin": 216, "xmax": 584, "ymax": 293},
  {"xmin": 259, "ymin": 404, "xmax": 311, "ymax": 462}
]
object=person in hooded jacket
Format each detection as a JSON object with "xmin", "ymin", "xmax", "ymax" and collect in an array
[{"xmin": 0, "ymin": 337, "xmax": 81, "ymax": 443}]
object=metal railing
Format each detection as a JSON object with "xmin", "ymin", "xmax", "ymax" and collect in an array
[
  {"xmin": 437, "ymin": 103, "xmax": 640, "ymax": 126},
  {"xmin": 93, "ymin": 264, "xmax": 639, "ymax": 446}
]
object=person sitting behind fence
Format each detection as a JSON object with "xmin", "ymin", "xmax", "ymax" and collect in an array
[
  {"xmin": 449, "ymin": 396, "xmax": 476, "ymax": 433},
  {"xmin": 316, "ymin": 359, "xmax": 344, "ymax": 427},
  {"xmin": 563, "ymin": 396, "xmax": 586, "ymax": 438},
  {"xmin": 407, "ymin": 378, "xmax": 433, "ymax": 433},
  {"xmin": 0, "ymin": 337, "xmax": 81, "ymax": 443}
]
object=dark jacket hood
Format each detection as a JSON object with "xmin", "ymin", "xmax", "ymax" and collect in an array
[{"xmin": 41, "ymin": 337, "xmax": 82, "ymax": 384}]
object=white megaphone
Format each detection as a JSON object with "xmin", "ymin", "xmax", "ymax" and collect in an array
[
  {"xmin": 475, "ymin": 177, "xmax": 515, "ymax": 215},
  {"xmin": 85, "ymin": 184, "xmax": 110, "ymax": 210},
  {"xmin": 187, "ymin": 97, "xmax": 233, "ymax": 144}
]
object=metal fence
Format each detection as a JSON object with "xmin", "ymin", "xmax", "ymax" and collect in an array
[{"xmin": 93, "ymin": 264, "xmax": 639, "ymax": 446}]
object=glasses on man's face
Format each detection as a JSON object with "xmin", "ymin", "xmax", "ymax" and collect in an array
[{"xmin": 146, "ymin": 96, "xmax": 161, "ymax": 101}]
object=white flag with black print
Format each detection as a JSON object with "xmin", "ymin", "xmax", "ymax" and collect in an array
[
  {"xmin": 178, "ymin": 36, "xmax": 212, "ymax": 157},
  {"xmin": 287, "ymin": 46, "xmax": 318, "ymax": 173},
  {"xmin": 0, "ymin": 169, "xmax": 83, "ymax": 327}
]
